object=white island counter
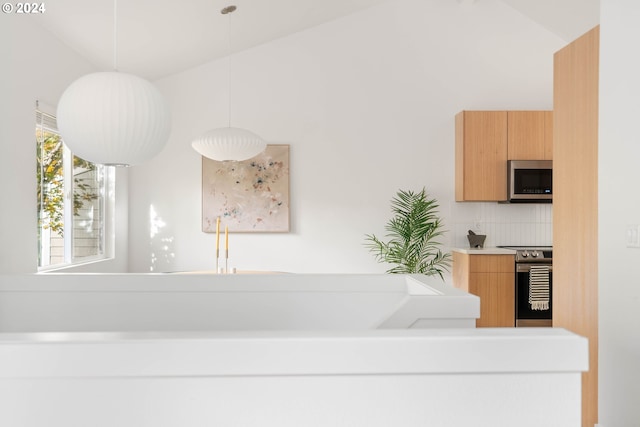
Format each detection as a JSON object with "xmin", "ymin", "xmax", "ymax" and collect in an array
[{"xmin": 0, "ymin": 273, "xmax": 586, "ymax": 427}]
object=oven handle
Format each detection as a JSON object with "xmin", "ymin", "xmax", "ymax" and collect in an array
[{"xmin": 517, "ymin": 263, "xmax": 553, "ymax": 273}]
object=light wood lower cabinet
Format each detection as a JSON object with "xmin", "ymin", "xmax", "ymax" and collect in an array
[{"xmin": 452, "ymin": 252, "xmax": 515, "ymax": 327}]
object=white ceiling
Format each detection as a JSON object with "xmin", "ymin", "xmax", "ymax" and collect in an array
[
  {"xmin": 34, "ymin": 0, "xmax": 599, "ymax": 81},
  {"xmin": 500, "ymin": 0, "xmax": 600, "ymax": 42}
]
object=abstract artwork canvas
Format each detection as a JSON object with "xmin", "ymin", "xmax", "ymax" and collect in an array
[{"xmin": 202, "ymin": 144, "xmax": 290, "ymax": 232}]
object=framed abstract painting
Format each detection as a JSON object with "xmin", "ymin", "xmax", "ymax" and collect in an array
[{"xmin": 201, "ymin": 144, "xmax": 290, "ymax": 232}]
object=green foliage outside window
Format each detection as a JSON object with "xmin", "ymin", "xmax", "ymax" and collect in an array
[{"xmin": 36, "ymin": 131, "xmax": 98, "ymax": 237}]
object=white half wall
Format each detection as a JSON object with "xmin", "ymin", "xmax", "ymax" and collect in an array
[
  {"xmin": 598, "ymin": 0, "xmax": 640, "ymax": 424},
  {"xmin": 0, "ymin": 328, "xmax": 588, "ymax": 427},
  {"xmin": 128, "ymin": 0, "xmax": 565, "ymax": 274},
  {"xmin": 0, "ymin": 15, "xmax": 129, "ymax": 273}
]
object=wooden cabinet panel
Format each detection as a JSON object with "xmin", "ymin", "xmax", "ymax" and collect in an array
[
  {"xmin": 553, "ymin": 25, "xmax": 599, "ymax": 427},
  {"xmin": 469, "ymin": 272, "xmax": 515, "ymax": 327},
  {"xmin": 456, "ymin": 110, "xmax": 552, "ymax": 202},
  {"xmin": 455, "ymin": 111, "xmax": 508, "ymax": 201},
  {"xmin": 507, "ymin": 111, "xmax": 547, "ymax": 160},
  {"xmin": 544, "ymin": 111, "xmax": 553, "ymax": 160},
  {"xmin": 469, "ymin": 254, "xmax": 514, "ymax": 273},
  {"xmin": 452, "ymin": 253, "xmax": 515, "ymax": 327},
  {"xmin": 452, "ymin": 252, "xmax": 470, "ymax": 293}
]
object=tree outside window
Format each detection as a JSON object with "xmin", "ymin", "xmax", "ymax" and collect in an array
[{"xmin": 36, "ymin": 110, "xmax": 108, "ymax": 268}]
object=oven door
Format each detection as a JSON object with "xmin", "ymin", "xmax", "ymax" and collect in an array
[{"xmin": 515, "ymin": 263, "xmax": 553, "ymax": 327}]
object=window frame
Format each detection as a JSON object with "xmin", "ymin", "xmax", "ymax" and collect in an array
[{"xmin": 36, "ymin": 103, "xmax": 115, "ymax": 271}]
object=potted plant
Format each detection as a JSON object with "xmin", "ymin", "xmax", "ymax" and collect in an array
[{"xmin": 365, "ymin": 188, "xmax": 451, "ymax": 279}]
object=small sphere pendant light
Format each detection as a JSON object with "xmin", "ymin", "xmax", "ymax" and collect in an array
[
  {"xmin": 57, "ymin": 0, "xmax": 171, "ymax": 166},
  {"xmin": 191, "ymin": 5, "xmax": 266, "ymax": 162}
]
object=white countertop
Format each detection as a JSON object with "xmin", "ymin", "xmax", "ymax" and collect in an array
[{"xmin": 451, "ymin": 247, "xmax": 516, "ymax": 255}]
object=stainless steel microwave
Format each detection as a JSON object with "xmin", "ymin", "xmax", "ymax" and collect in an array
[{"xmin": 507, "ymin": 160, "xmax": 552, "ymax": 203}]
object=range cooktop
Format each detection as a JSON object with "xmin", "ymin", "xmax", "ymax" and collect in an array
[{"xmin": 498, "ymin": 246, "xmax": 552, "ymax": 262}]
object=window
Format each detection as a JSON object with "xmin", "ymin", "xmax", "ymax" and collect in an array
[{"xmin": 36, "ymin": 106, "xmax": 113, "ymax": 269}]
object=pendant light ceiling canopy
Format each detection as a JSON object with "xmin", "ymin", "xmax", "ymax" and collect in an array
[
  {"xmin": 57, "ymin": 0, "xmax": 171, "ymax": 167},
  {"xmin": 192, "ymin": 5, "xmax": 266, "ymax": 162}
]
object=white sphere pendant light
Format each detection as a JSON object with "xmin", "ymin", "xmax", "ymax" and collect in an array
[
  {"xmin": 57, "ymin": 0, "xmax": 171, "ymax": 167},
  {"xmin": 191, "ymin": 5, "xmax": 266, "ymax": 162},
  {"xmin": 58, "ymin": 72, "xmax": 171, "ymax": 166}
]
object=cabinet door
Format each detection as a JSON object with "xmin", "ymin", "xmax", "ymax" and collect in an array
[
  {"xmin": 455, "ymin": 111, "xmax": 508, "ymax": 201},
  {"xmin": 507, "ymin": 111, "xmax": 547, "ymax": 160},
  {"xmin": 469, "ymin": 254, "xmax": 514, "ymax": 273},
  {"xmin": 469, "ymin": 272, "xmax": 515, "ymax": 327},
  {"xmin": 544, "ymin": 111, "xmax": 553, "ymax": 160}
]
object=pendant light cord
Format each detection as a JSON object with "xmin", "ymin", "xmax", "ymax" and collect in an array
[
  {"xmin": 220, "ymin": 5, "xmax": 237, "ymax": 128},
  {"xmin": 113, "ymin": 0, "xmax": 118, "ymax": 71},
  {"xmin": 226, "ymin": 6, "xmax": 233, "ymax": 128}
]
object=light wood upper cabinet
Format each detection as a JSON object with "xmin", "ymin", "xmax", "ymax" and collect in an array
[
  {"xmin": 456, "ymin": 110, "xmax": 553, "ymax": 202},
  {"xmin": 507, "ymin": 111, "xmax": 553, "ymax": 160},
  {"xmin": 544, "ymin": 111, "xmax": 553, "ymax": 160},
  {"xmin": 455, "ymin": 111, "xmax": 508, "ymax": 201}
]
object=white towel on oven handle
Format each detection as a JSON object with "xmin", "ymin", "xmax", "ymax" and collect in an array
[{"xmin": 529, "ymin": 265, "xmax": 550, "ymax": 311}]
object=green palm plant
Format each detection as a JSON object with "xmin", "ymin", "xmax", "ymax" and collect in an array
[{"xmin": 365, "ymin": 188, "xmax": 451, "ymax": 279}]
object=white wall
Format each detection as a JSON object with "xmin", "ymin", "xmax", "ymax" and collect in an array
[
  {"xmin": 128, "ymin": 0, "xmax": 564, "ymax": 274},
  {"xmin": 598, "ymin": 0, "xmax": 640, "ymax": 424},
  {"xmin": 0, "ymin": 15, "xmax": 129, "ymax": 273}
]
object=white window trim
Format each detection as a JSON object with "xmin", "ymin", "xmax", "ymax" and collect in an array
[{"xmin": 36, "ymin": 100, "xmax": 116, "ymax": 271}]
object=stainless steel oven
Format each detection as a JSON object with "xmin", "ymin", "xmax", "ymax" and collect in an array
[{"xmin": 502, "ymin": 246, "xmax": 553, "ymax": 327}]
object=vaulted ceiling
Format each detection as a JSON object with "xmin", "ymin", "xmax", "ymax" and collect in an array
[{"xmin": 33, "ymin": 0, "xmax": 599, "ymax": 81}]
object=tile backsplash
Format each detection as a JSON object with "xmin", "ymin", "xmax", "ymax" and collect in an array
[{"xmin": 449, "ymin": 202, "xmax": 552, "ymax": 248}]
